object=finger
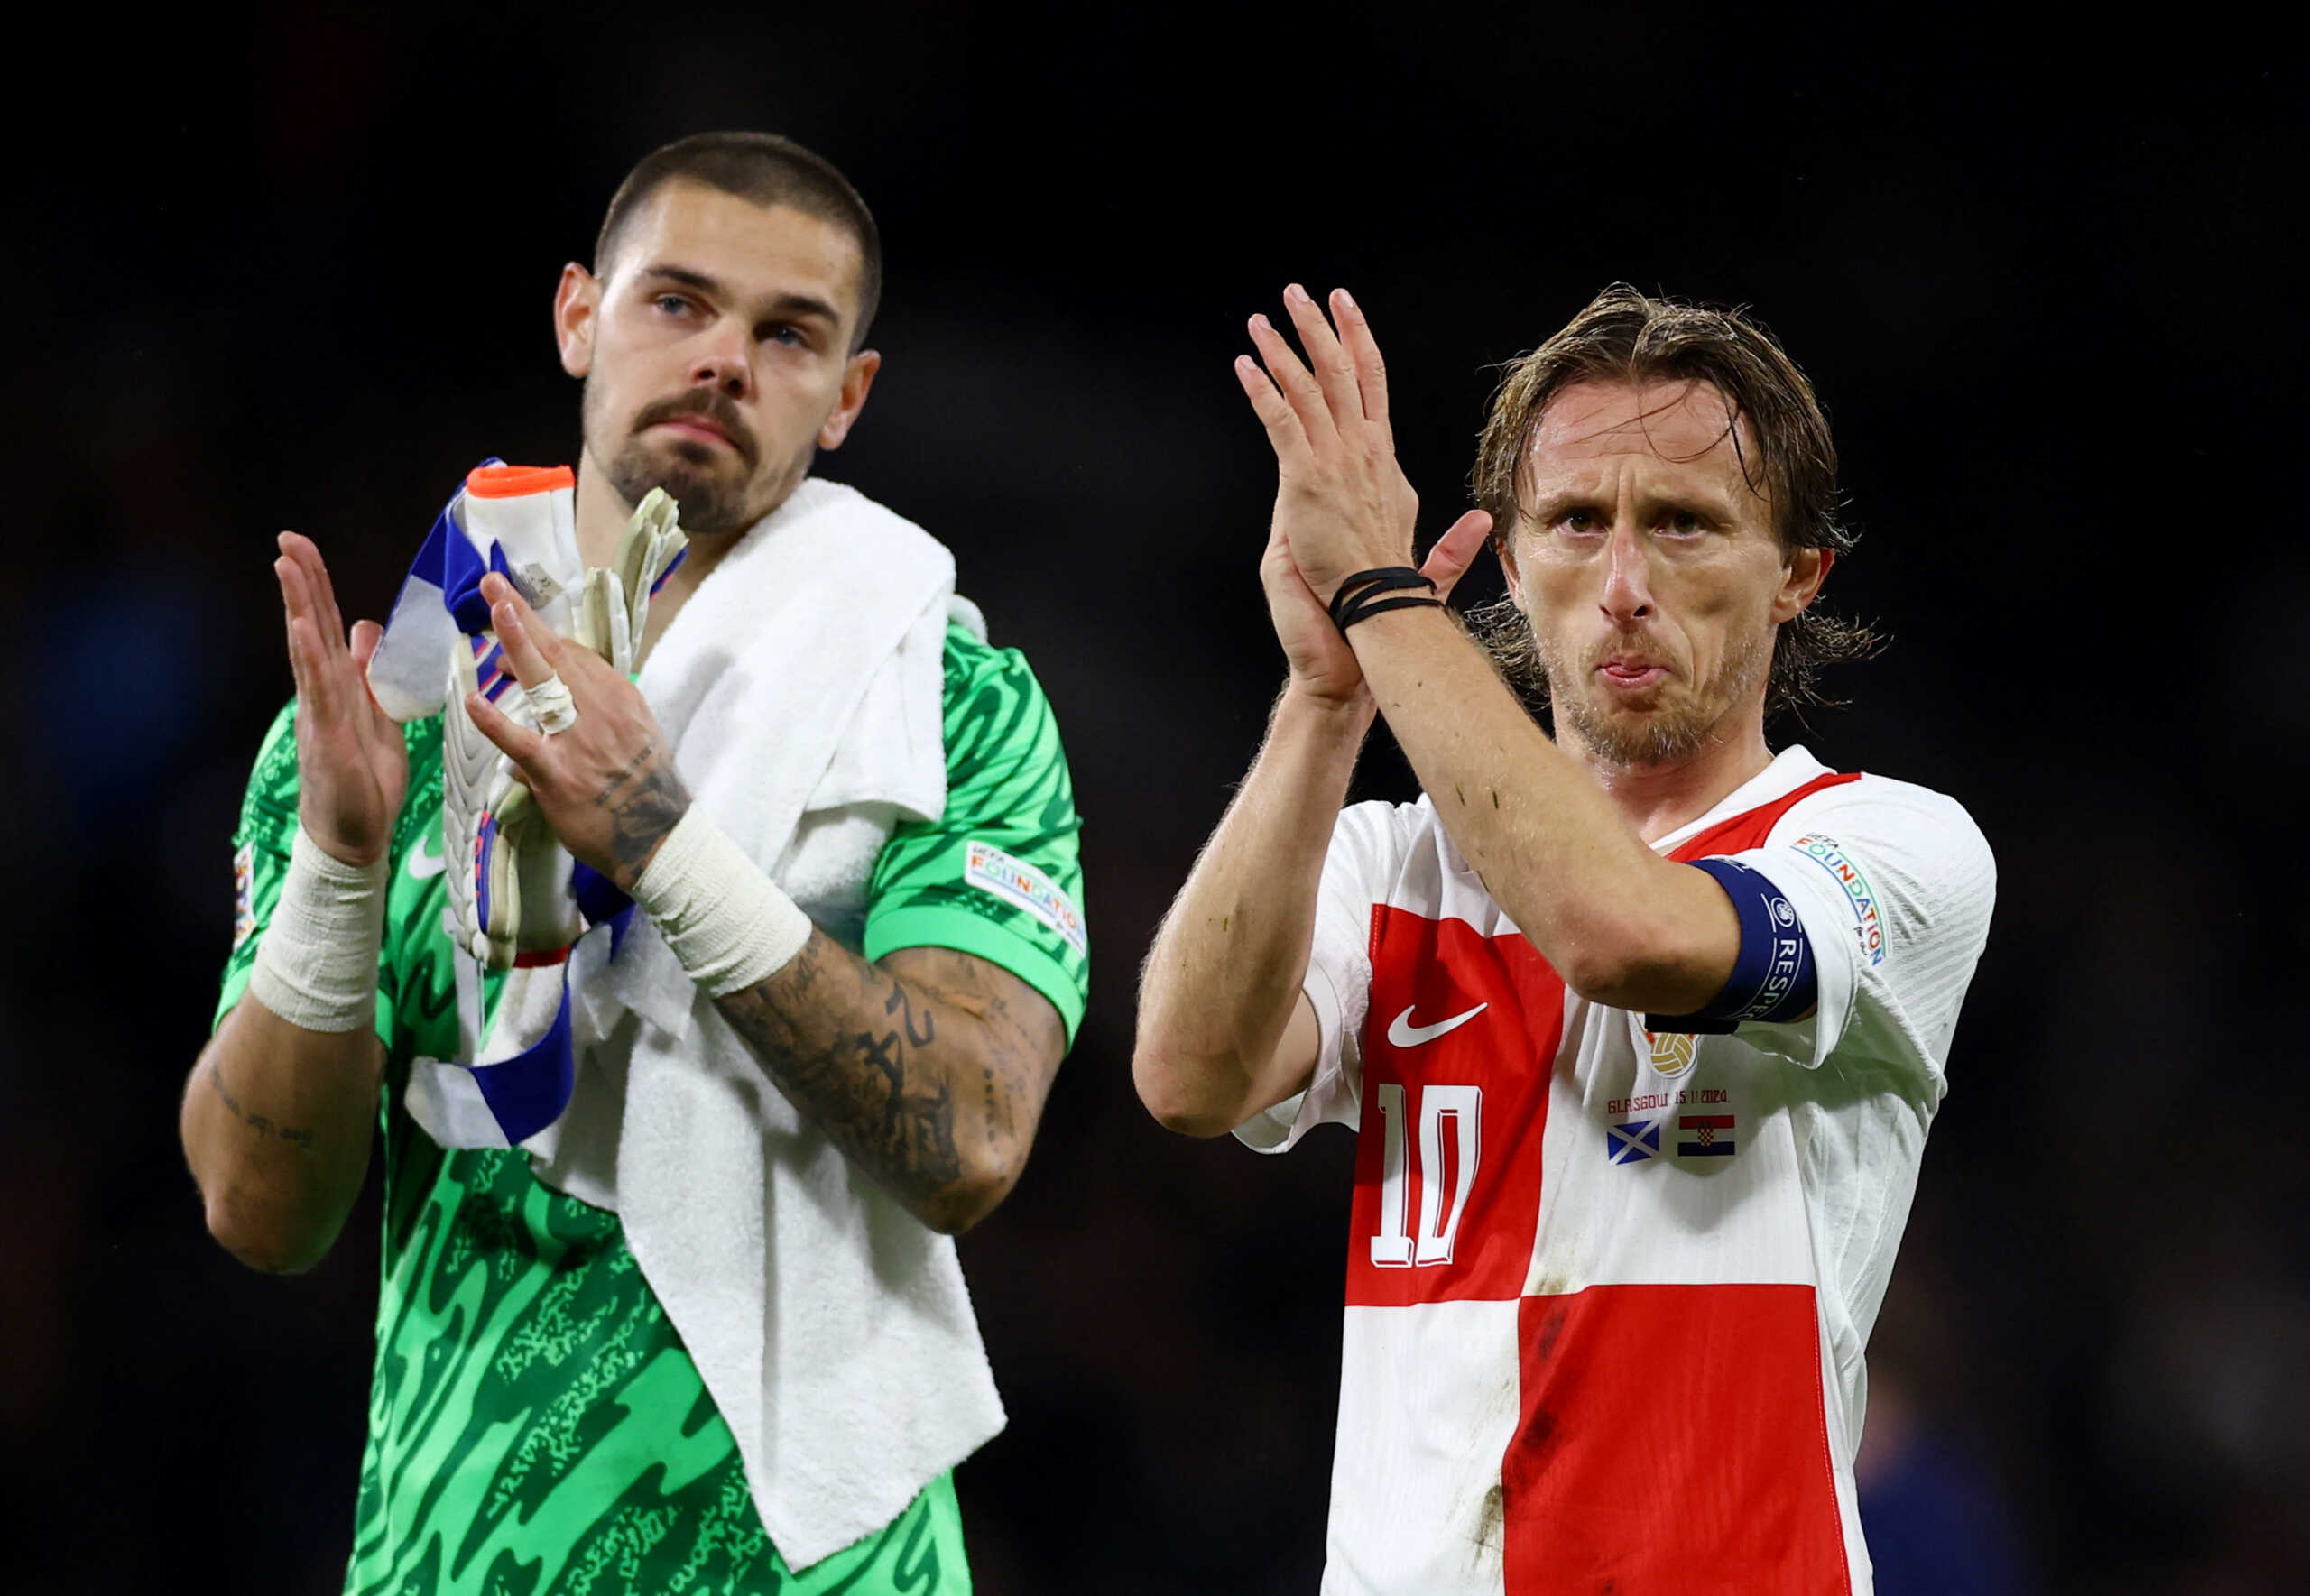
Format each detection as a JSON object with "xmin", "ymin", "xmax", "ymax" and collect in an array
[
  {"xmin": 285, "ymin": 611, "xmax": 339, "ymax": 721},
  {"xmin": 348, "ymin": 618, "xmax": 391, "ymax": 719},
  {"xmin": 1419, "ymin": 510, "xmax": 1494, "ymax": 602},
  {"xmin": 278, "ymin": 532, "xmax": 348, "ymax": 665},
  {"xmin": 1234, "ymin": 355, "xmax": 1315, "ymax": 471},
  {"xmin": 348, "ymin": 617, "xmax": 383, "ymax": 673},
  {"xmin": 1280, "ymin": 282, "xmax": 1363, "ymax": 428},
  {"xmin": 480, "ymin": 575, "xmax": 566, "ymax": 689},
  {"xmin": 1331, "ymin": 288, "xmax": 1390, "ymax": 439},
  {"xmin": 1246, "ymin": 311, "xmax": 1335, "ymax": 453},
  {"xmin": 276, "ymin": 558, "xmax": 335, "ymax": 718},
  {"xmin": 464, "ymin": 688, "xmax": 549, "ymax": 772}
]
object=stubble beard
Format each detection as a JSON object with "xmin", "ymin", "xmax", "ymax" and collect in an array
[
  {"xmin": 1536, "ymin": 621, "xmax": 1770, "ymax": 771},
  {"xmin": 584, "ymin": 377, "xmax": 808, "ymax": 538}
]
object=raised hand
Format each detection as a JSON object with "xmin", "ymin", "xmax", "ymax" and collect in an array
[
  {"xmin": 1236, "ymin": 285, "xmax": 1492, "ymax": 705},
  {"xmin": 459, "ymin": 571, "xmax": 691, "ymax": 894},
  {"xmin": 274, "ymin": 532, "xmax": 409, "ymax": 866}
]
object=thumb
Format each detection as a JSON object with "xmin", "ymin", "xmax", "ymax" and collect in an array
[
  {"xmin": 349, "ymin": 618, "xmax": 384, "ymax": 669},
  {"xmin": 348, "ymin": 619, "xmax": 393, "ymax": 718},
  {"xmin": 1420, "ymin": 510, "xmax": 1494, "ymax": 602}
]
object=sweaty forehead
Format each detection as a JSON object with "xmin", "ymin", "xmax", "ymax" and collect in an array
[{"xmin": 1525, "ymin": 378, "xmax": 1751, "ymax": 483}]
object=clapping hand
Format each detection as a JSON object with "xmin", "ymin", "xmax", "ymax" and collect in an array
[{"xmin": 1235, "ymin": 285, "xmax": 1490, "ymax": 706}]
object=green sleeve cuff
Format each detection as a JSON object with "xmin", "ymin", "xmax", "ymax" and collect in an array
[{"xmin": 864, "ymin": 904, "xmax": 1086, "ymax": 1049}]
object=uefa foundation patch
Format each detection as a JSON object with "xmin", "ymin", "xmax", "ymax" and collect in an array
[
  {"xmin": 1789, "ymin": 833, "xmax": 1884, "ymax": 966},
  {"xmin": 232, "ymin": 841, "xmax": 257, "ymax": 951},
  {"xmin": 964, "ymin": 839, "xmax": 1086, "ymax": 955}
]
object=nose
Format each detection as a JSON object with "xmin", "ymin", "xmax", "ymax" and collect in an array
[
  {"xmin": 688, "ymin": 322, "xmax": 753, "ymax": 401},
  {"xmin": 1598, "ymin": 521, "xmax": 1654, "ymax": 628}
]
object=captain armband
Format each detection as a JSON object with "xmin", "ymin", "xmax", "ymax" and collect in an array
[
  {"xmin": 247, "ymin": 826, "xmax": 389, "ymax": 1032},
  {"xmin": 631, "ymin": 809, "xmax": 814, "ymax": 999},
  {"xmin": 1642, "ymin": 858, "xmax": 1816, "ymax": 1036}
]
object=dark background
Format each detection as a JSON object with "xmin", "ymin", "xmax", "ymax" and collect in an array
[{"xmin": 4, "ymin": 5, "xmax": 2303, "ymax": 1591}]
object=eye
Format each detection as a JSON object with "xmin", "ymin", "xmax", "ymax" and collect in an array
[
  {"xmin": 1664, "ymin": 509, "xmax": 1706, "ymax": 536},
  {"xmin": 761, "ymin": 323, "xmax": 805, "ymax": 348},
  {"xmin": 1558, "ymin": 509, "xmax": 1603, "ymax": 535},
  {"xmin": 653, "ymin": 293, "xmax": 694, "ymax": 318}
]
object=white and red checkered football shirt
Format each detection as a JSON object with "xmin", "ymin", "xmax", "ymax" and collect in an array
[{"xmin": 1237, "ymin": 745, "xmax": 1995, "ymax": 1596}]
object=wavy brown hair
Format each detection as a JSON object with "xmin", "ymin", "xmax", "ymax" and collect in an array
[{"xmin": 1465, "ymin": 284, "xmax": 1880, "ymax": 719}]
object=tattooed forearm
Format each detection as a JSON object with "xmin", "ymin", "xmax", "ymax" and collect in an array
[
  {"xmin": 207, "ymin": 1057, "xmax": 317, "ymax": 1149},
  {"xmin": 711, "ymin": 933, "xmax": 1067, "ymax": 1233},
  {"xmin": 591, "ymin": 741, "xmax": 691, "ymax": 887}
]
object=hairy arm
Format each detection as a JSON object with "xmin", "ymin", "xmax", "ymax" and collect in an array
[{"xmin": 1133, "ymin": 687, "xmax": 1358, "ymax": 1137}]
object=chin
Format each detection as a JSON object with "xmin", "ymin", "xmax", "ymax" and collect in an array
[{"xmin": 1566, "ymin": 697, "xmax": 1718, "ymax": 769}]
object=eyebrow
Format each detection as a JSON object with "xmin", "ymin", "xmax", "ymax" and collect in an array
[
  {"xmin": 640, "ymin": 263, "xmax": 844, "ymax": 328},
  {"xmin": 1523, "ymin": 480, "xmax": 1750, "ymax": 521}
]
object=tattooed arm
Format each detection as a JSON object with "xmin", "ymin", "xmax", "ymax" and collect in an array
[
  {"xmin": 182, "ymin": 1001, "xmax": 383, "ymax": 1273},
  {"xmin": 715, "ymin": 937, "xmax": 1066, "ymax": 1233},
  {"xmin": 461, "ymin": 572, "xmax": 1068, "ymax": 1232}
]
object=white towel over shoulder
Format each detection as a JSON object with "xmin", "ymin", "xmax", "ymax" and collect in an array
[{"xmin": 512, "ymin": 477, "xmax": 1004, "ymax": 1569}]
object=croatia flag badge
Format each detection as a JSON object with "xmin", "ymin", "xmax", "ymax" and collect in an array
[{"xmin": 1677, "ymin": 1114, "xmax": 1736, "ymax": 1157}]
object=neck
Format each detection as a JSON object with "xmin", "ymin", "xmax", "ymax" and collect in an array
[{"xmin": 1563, "ymin": 704, "xmax": 1776, "ymax": 845}]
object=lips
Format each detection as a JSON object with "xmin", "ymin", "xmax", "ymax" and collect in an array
[
  {"xmin": 1597, "ymin": 656, "xmax": 1669, "ymax": 690},
  {"xmin": 654, "ymin": 415, "xmax": 733, "ymax": 449}
]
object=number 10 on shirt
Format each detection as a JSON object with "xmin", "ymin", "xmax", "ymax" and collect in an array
[{"xmin": 1368, "ymin": 1084, "xmax": 1483, "ymax": 1268}]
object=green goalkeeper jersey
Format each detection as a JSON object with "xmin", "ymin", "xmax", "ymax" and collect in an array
[{"xmin": 217, "ymin": 622, "xmax": 1087, "ymax": 1596}]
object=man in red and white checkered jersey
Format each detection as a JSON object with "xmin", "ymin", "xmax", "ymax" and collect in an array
[{"xmin": 1135, "ymin": 283, "xmax": 1994, "ymax": 1595}]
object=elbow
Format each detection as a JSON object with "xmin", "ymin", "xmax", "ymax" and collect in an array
[
  {"xmin": 918, "ymin": 1142, "xmax": 1028, "ymax": 1237},
  {"xmin": 201, "ymin": 1188, "xmax": 337, "ymax": 1276},
  {"xmin": 1554, "ymin": 924, "xmax": 1718, "ymax": 1016},
  {"xmin": 1131, "ymin": 1046, "xmax": 1243, "ymax": 1139}
]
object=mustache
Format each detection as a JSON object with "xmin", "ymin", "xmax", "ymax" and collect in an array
[{"xmin": 632, "ymin": 390, "xmax": 758, "ymax": 467}]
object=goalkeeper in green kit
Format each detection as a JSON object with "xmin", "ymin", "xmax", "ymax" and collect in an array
[{"xmin": 179, "ymin": 133, "xmax": 1088, "ymax": 1595}]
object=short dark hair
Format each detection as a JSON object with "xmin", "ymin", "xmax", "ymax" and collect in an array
[
  {"xmin": 1468, "ymin": 284, "xmax": 1879, "ymax": 717},
  {"xmin": 594, "ymin": 131, "xmax": 883, "ymax": 351}
]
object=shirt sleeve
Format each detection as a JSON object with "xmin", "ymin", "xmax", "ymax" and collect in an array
[
  {"xmin": 213, "ymin": 699, "xmax": 398, "ymax": 1045},
  {"xmin": 1233, "ymin": 799, "xmax": 1411, "ymax": 1154},
  {"xmin": 1730, "ymin": 776, "xmax": 1996, "ymax": 1089},
  {"xmin": 862, "ymin": 623, "xmax": 1090, "ymax": 1047}
]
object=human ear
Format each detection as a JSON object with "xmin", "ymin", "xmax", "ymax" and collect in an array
[
  {"xmin": 553, "ymin": 263, "xmax": 601, "ymax": 380},
  {"xmin": 1498, "ymin": 523, "xmax": 1529, "ymax": 608},
  {"xmin": 818, "ymin": 349, "xmax": 882, "ymax": 449},
  {"xmin": 1774, "ymin": 546, "xmax": 1833, "ymax": 623}
]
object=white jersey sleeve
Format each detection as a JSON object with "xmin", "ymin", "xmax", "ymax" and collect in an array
[
  {"xmin": 1732, "ymin": 774, "xmax": 1996, "ymax": 1088},
  {"xmin": 1233, "ymin": 799, "xmax": 1414, "ymax": 1154}
]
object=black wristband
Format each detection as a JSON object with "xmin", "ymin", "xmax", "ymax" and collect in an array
[{"xmin": 1328, "ymin": 567, "xmax": 1441, "ymax": 632}]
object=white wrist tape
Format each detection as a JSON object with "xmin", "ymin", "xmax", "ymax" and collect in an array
[
  {"xmin": 248, "ymin": 826, "xmax": 389, "ymax": 1033},
  {"xmin": 632, "ymin": 809, "xmax": 813, "ymax": 998}
]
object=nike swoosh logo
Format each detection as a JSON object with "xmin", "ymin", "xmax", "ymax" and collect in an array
[
  {"xmin": 407, "ymin": 835, "xmax": 446, "ymax": 881},
  {"xmin": 1387, "ymin": 1002, "xmax": 1489, "ymax": 1047}
]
